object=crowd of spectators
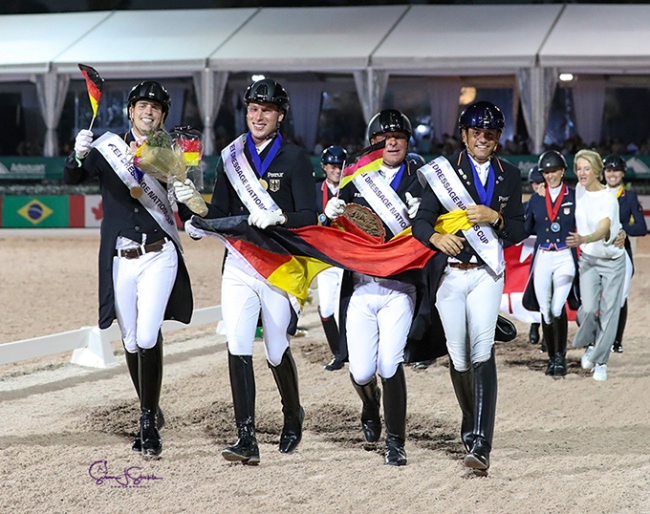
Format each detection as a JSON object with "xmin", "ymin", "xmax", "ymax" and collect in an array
[{"xmin": 312, "ymin": 133, "xmax": 650, "ymax": 160}]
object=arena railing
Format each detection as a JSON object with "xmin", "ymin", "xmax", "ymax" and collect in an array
[{"xmin": 0, "ymin": 305, "xmax": 222, "ymax": 369}]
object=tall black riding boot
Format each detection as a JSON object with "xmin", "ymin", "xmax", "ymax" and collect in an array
[
  {"xmin": 221, "ymin": 352, "xmax": 260, "ymax": 465},
  {"xmin": 382, "ymin": 365, "xmax": 407, "ymax": 466},
  {"xmin": 125, "ymin": 345, "xmax": 140, "ymax": 397},
  {"xmin": 139, "ymin": 337, "xmax": 163, "ymax": 458},
  {"xmin": 269, "ymin": 348, "xmax": 304, "ymax": 453},
  {"xmin": 320, "ymin": 307, "xmax": 344, "ymax": 371},
  {"xmin": 613, "ymin": 300, "xmax": 627, "ymax": 353},
  {"xmin": 126, "ymin": 335, "xmax": 165, "ymax": 452},
  {"xmin": 449, "ymin": 365, "xmax": 474, "ymax": 452},
  {"xmin": 552, "ymin": 307, "xmax": 568, "ymax": 377},
  {"xmin": 541, "ymin": 320, "xmax": 556, "ymax": 376},
  {"xmin": 528, "ymin": 323, "xmax": 540, "ymax": 345},
  {"xmin": 464, "ymin": 350, "xmax": 497, "ymax": 475},
  {"xmin": 350, "ymin": 374, "xmax": 382, "ymax": 442}
]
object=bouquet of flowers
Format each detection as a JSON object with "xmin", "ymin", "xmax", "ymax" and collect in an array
[{"xmin": 133, "ymin": 126, "xmax": 208, "ymax": 216}]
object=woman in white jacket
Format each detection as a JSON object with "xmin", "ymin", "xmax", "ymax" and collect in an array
[{"xmin": 566, "ymin": 149, "xmax": 625, "ymax": 382}]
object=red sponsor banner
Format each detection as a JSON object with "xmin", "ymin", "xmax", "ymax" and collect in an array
[{"xmin": 69, "ymin": 195, "xmax": 85, "ymax": 227}]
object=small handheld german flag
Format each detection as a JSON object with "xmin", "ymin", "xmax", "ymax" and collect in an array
[
  {"xmin": 339, "ymin": 140, "xmax": 385, "ymax": 189},
  {"xmin": 78, "ymin": 64, "xmax": 104, "ymax": 129}
]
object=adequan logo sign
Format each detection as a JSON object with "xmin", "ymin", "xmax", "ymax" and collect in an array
[{"xmin": 17, "ymin": 199, "xmax": 53, "ymax": 224}]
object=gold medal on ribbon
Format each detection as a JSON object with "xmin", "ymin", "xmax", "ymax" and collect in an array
[
  {"xmin": 259, "ymin": 178, "xmax": 269, "ymax": 190},
  {"xmin": 130, "ymin": 186, "xmax": 143, "ymax": 199}
]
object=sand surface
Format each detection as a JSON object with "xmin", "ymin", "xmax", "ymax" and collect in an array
[{"xmin": 1, "ymin": 229, "xmax": 649, "ymax": 514}]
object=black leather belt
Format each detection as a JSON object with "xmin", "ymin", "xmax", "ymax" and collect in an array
[{"xmin": 115, "ymin": 239, "xmax": 167, "ymax": 259}]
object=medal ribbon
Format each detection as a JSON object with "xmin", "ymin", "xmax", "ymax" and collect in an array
[
  {"xmin": 468, "ymin": 158, "xmax": 495, "ymax": 206},
  {"xmin": 127, "ymin": 131, "xmax": 145, "ymax": 182},
  {"xmin": 321, "ymin": 181, "xmax": 337, "ymax": 212},
  {"xmin": 389, "ymin": 163, "xmax": 406, "ymax": 191},
  {"xmin": 545, "ymin": 183, "xmax": 567, "ymax": 223},
  {"xmin": 246, "ymin": 132, "xmax": 282, "ymax": 178},
  {"xmin": 615, "ymin": 185, "xmax": 624, "ymax": 198}
]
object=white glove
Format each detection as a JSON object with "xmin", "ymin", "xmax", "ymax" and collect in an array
[
  {"xmin": 173, "ymin": 179, "xmax": 197, "ymax": 204},
  {"xmin": 74, "ymin": 129, "xmax": 94, "ymax": 160},
  {"xmin": 324, "ymin": 198, "xmax": 346, "ymax": 220},
  {"xmin": 248, "ymin": 210, "xmax": 285, "ymax": 230},
  {"xmin": 184, "ymin": 219, "xmax": 203, "ymax": 240},
  {"xmin": 405, "ymin": 192, "xmax": 422, "ymax": 219}
]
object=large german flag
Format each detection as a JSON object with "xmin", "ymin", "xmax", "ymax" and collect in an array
[{"xmin": 191, "ymin": 215, "xmax": 435, "ymax": 305}]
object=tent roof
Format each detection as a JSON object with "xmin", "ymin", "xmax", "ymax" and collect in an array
[
  {"xmin": 53, "ymin": 9, "xmax": 258, "ymax": 78},
  {"xmin": 207, "ymin": 5, "xmax": 409, "ymax": 72},
  {"xmin": 0, "ymin": 12, "xmax": 111, "ymax": 76},
  {"xmin": 539, "ymin": 4, "xmax": 650, "ymax": 73},
  {"xmin": 372, "ymin": 4, "xmax": 563, "ymax": 75},
  {"xmin": 1, "ymin": 5, "xmax": 650, "ymax": 81}
]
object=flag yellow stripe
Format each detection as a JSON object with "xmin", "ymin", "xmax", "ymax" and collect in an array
[
  {"xmin": 339, "ymin": 158, "xmax": 383, "ymax": 189},
  {"xmin": 267, "ymin": 255, "xmax": 332, "ymax": 306},
  {"xmin": 434, "ymin": 209, "xmax": 473, "ymax": 234}
]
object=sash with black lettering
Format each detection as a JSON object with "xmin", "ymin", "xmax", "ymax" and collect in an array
[
  {"xmin": 221, "ymin": 134, "xmax": 280, "ymax": 214},
  {"xmin": 92, "ymin": 132, "xmax": 181, "ymax": 248},
  {"xmin": 417, "ymin": 156, "xmax": 504, "ymax": 275},
  {"xmin": 352, "ymin": 170, "xmax": 410, "ymax": 237}
]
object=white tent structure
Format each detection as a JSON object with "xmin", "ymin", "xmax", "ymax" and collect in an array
[
  {"xmin": 539, "ymin": 4, "xmax": 650, "ymax": 147},
  {"xmin": 0, "ymin": 5, "xmax": 649, "ymax": 156}
]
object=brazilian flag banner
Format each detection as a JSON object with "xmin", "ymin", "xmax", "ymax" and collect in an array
[{"xmin": 3, "ymin": 196, "xmax": 70, "ymax": 228}]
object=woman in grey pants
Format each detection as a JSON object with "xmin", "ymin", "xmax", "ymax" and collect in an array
[{"xmin": 566, "ymin": 149, "xmax": 625, "ymax": 382}]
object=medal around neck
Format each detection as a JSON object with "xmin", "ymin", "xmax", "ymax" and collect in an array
[{"xmin": 130, "ymin": 185, "xmax": 143, "ymax": 199}]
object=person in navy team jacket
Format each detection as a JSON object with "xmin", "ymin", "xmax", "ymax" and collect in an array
[
  {"xmin": 65, "ymin": 81, "xmax": 193, "ymax": 459},
  {"xmin": 315, "ymin": 145, "xmax": 348, "ymax": 371},
  {"xmin": 603, "ymin": 154, "xmax": 647, "ymax": 353},
  {"xmin": 523, "ymin": 150, "xmax": 578, "ymax": 377},
  {"xmin": 413, "ymin": 101, "xmax": 525, "ymax": 475}
]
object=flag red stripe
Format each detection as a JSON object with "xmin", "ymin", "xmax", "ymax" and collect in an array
[
  {"xmin": 341, "ymin": 148, "xmax": 384, "ymax": 180},
  {"xmin": 229, "ymin": 239, "xmax": 293, "ymax": 279},
  {"xmin": 81, "ymin": 71, "xmax": 102, "ymax": 104}
]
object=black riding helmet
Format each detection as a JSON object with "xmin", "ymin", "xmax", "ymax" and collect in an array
[
  {"xmin": 458, "ymin": 101, "xmax": 505, "ymax": 131},
  {"xmin": 603, "ymin": 154, "xmax": 627, "ymax": 175},
  {"xmin": 538, "ymin": 150, "xmax": 567, "ymax": 172},
  {"xmin": 245, "ymin": 78, "xmax": 290, "ymax": 113},
  {"xmin": 321, "ymin": 145, "xmax": 347, "ymax": 166},
  {"xmin": 366, "ymin": 109, "xmax": 412, "ymax": 143},
  {"xmin": 528, "ymin": 165, "xmax": 544, "ymax": 184},
  {"xmin": 127, "ymin": 81, "xmax": 171, "ymax": 117}
]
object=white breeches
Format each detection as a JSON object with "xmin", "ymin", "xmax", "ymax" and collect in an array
[
  {"xmin": 436, "ymin": 266, "xmax": 504, "ymax": 372},
  {"xmin": 317, "ymin": 267, "xmax": 343, "ymax": 318},
  {"xmin": 221, "ymin": 261, "xmax": 292, "ymax": 366},
  {"xmin": 113, "ymin": 240, "xmax": 178, "ymax": 354},
  {"xmin": 346, "ymin": 277, "xmax": 416, "ymax": 384},
  {"xmin": 532, "ymin": 249, "xmax": 575, "ymax": 323}
]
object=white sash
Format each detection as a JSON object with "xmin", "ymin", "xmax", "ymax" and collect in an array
[
  {"xmin": 92, "ymin": 132, "xmax": 181, "ymax": 249},
  {"xmin": 352, "ymin": 170, "xmax": 410, "ymax": 236},
  {"xmin": 221, "ymin": 134, "xmax": 280, "ymax": 214},
  {"xmin": 417, "ymin": 156, "xmax": 504, "ymax": 275}
]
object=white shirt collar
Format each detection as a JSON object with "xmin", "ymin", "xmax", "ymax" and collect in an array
[
  {"xmin": 467, "ymin": 155, "xmax": 491, "ymax": 185},
  {"xmin": 255, "ymin": 138, "xmax": 273, "ymax": 154},
  {"xmin": 549, "ymin": 183, "xmax": 563, "ymax": 201},
  {"xmin": 380, "ymin": 164, "xmax": 400, "ymax": 185}
]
